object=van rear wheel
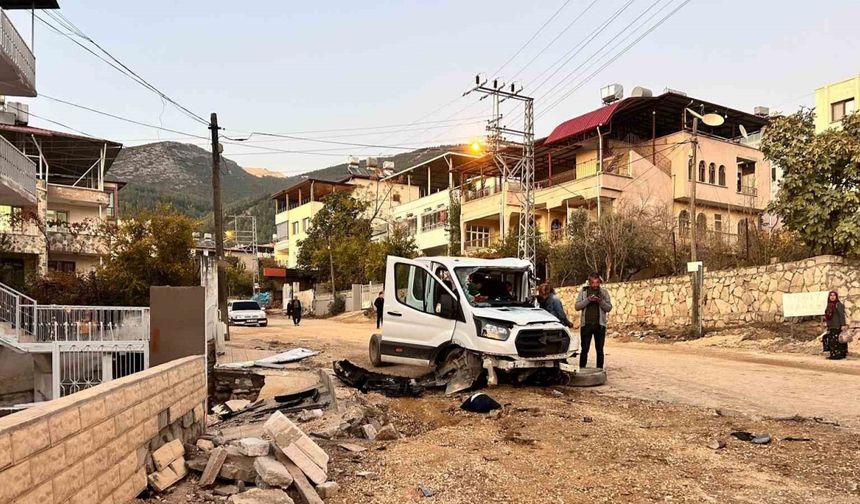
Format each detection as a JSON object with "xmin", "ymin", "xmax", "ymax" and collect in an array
[{"xmin": 369, "ymin": 333, "xmax": 386, "ymax": 367}]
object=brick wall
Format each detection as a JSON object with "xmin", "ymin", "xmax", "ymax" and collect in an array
[
  {"xmin": 557, "ymin": 255, "xmax": 860, "ymax": 329},
  {"xmin": 0, "ymin": 355, "xmax": 206, "ymax": 504}
]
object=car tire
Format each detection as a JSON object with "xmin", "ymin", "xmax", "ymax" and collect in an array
[
  {"xmin": 369, "ymin": 333, "xmax": 386, "ymax": 367},
  {"xmin": 260, "ymin": 322, "xmax": 268, "ymax": 327},
  {"xmin": 567, "ymin": 368, "xmax": 606, "ymax": 387}
]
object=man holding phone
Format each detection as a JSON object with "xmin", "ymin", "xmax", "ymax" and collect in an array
[{"xmin": 574, "ymin": 272, "xmax": 613, "ymax": 369}]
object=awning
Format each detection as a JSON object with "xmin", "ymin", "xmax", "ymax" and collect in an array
[{"xmin": 545, "ymin": 101, "xmax": 625, "ymax": 145}]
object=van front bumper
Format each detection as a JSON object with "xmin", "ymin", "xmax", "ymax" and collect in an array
[{"xmin": 483, "ymin": 353, "xmax": 574, "ymax": 371}]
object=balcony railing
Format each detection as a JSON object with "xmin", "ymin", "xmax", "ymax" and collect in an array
[
  {"xmin": 738, "ymin": 185, "xmax": 758, "ymax": 197},
  {"xmin": 0, "ymin": 132, "xmax": 36, "ymax": 206},
  {"xmin": 47, "ymin": 230, "xmax": 108, "ymax": 256},
  {"xmin": 0, "ymin": 9, "xmax": 35, "ymax": 96},
  {"xmin": 30, "ymin": 305, "xmax": 150, "ymax": 342}
]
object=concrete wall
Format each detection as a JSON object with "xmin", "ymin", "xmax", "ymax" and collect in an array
[
  {"xmin": 557, "ymin": 256, "xmax": 859, "ymax": 329},
  {"xmin": 0, "ymin": 355, "xmax": 206, "ymax": 504},
  {"xmin": 149, "ymin": 287, "xmax": 205, "ymax": 367}
]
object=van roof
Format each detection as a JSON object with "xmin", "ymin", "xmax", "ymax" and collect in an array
[{"xmin": 419, "ymin": 256, "xmax": 532, "ymax": 269}]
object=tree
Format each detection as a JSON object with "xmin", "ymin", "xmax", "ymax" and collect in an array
[
  {"xmin": 225, "ymin": 258, "xmax": 254, "ymax": 298},
  {"xmin": 296, "ymin": 192, "xmax": 372, "ymax": 293},
  {"xmin": 99, "ymin": 205, "xmax": 199, "ymax": 305},
  {"xmin": 761, "ymin": 109, "xmax": 860, "ymax": 256},
  {"xmin": 365, "ymin": 221, "xmax": 419, "ymax": 282}
]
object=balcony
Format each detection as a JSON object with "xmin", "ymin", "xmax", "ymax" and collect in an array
[
  {"xmin": 461, "ymin": 182, "xmax": 523, "ymax": 221},
  {"xmin": 47, "ymin": 183, "xmax": 110, "ymax": 207},
  {"xmin": 0, "ymin": 132, "xmax": 36, "ymax": 206},
  {"xmin": 47, "ymin": 230, "xmax": 107, "ymax": 256},
  {"xmin": 0, "ymin": 9, "xmax": 35, "ymax": 97}
]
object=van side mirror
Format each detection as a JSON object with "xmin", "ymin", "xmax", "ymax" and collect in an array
[{"xmin": 438, "ymin": 291, "xmax": 458, "ymax": 319}]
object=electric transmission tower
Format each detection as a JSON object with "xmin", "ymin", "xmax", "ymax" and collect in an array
[
  {"xmin": 466, "ymin": 76, "xmax": 536, "ymax": 272},
  {"xmin": 227, "ymin": 214, "xmax": 260, "ymax": 291}
]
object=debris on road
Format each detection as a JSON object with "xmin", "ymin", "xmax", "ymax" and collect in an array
[
  {"xmin": 333, "ymin": 359, "xmax": 426, "ymax": 397},
  {"xmin": 375, "ymin": 424, "xmax": 401, "ymax": 440},
  {"xmin": 316, "ymin": 481, "xmax": 340, "ymax": 499},
  {"xmin": 338, "ymin": 443, "xmax": 368, "ymax": 453},
  {"xmin": 418, "ymin": 483, "xmax": 437, "ymax": 498},
  {"xmin": 148, "ymin": 440, "xmax": 188, "ymax": 492},
  {"xmin": 265, "ymin": 411, "xmax": 329, "ymax": 485},
  {"xmin": 356, "ymin": 471, "xmax": 378, "ymax": 479},
  {"xmin": 217, "ymin": 348, "xmax": 320, "ymax": 370},
  {"xmin": 751, "ymin": 435, "xmax": 772, "ymax": 445},
  {"xmin": 460, "ymin": 393, "xmax": 502, "ymax": 414},
  {"xmin": 784, "ymin": 436, "xmax": 813, "ymax": 442},
  {"xmin": 707, "ymin": 439, "xmax": 726, "ymax": 450},
  {"xmin": 730, "ymin": 431, "xmax": 772, "ymax": 444},
  {"xmin": 199, "ymin": 446, "xmax": 228, "ymax": 487},
  {"xmin": 238, "ymin": 437, "xmax": 271, "ymax": 456},
  {"xmin": 227, "ymin": 488, "xmax": 294, "ymax": 504}
]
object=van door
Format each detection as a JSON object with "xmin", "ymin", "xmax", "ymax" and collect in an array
[{"xmin": 382, "ymin": 256, "xmax": 458, "ymax": 365}]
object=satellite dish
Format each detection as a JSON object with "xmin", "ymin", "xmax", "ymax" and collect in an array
[
  {"xmin": 702, "ymin": 113, "xmax": 725, "ymax": 127},
  {"xmin": 738, "ymin": 124, "xmax": 749, "ymax": 140}
]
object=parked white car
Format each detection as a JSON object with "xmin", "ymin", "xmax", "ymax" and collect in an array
[
  {"xmin": 369, "ymin": 256, "xmax": 578, "ymax": 391},
  {"xmin": 227, "ymin": 300, "xmax": 268, "ymax": 327}
]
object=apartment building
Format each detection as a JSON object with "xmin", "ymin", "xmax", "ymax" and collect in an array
[
  {"xmin": 0, "ymin": 121, "xmax": 124, "ymax": 283},
  {"xmin": 815, "ymin": 74, "xmax": 859, "ymax": 133},
  {"xmin": 454, "ymin": 90, "xmax": 772, "ymax": 251}
]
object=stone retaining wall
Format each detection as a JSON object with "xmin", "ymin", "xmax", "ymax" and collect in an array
[
  {"xmin": 0, "ymin": 355, "xmax": 206, "ymax": 504},
  {"xmin": 557, "ymin": 255, "xmax": 859, "ymax": 329}
]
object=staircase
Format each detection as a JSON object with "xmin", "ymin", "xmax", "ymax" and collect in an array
[{"xmin": 0, "ymin": 282, "xmax": 41, "ymax": 352}]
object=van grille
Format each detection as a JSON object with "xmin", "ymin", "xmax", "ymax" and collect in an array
[{"xmin": 515, "ymin": 330, "xmax": 570, "ymax": 358}]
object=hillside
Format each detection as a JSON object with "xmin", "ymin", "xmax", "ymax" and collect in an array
[{"xmin": 109, "ymin": 141, "xmax": 464, "ymax": 242}]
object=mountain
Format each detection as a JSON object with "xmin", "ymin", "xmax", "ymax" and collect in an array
[
  {"xmin": 109, "ymin": 141, "xmax": 464, "ymax": 243},
  {"xmin": 244, "ymin": 167, "xmax": 287, "ymax": 178}
]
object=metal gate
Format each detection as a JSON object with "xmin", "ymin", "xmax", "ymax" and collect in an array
[{"xmin": 52, "ymin": 341, "xmax": 149, "ymax": 398}]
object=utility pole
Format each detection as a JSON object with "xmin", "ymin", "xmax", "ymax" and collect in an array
[
  {"xmin": 689, "ymin": 117, "xmax": 702, "ymax": 337},
  {"xmin": 466, "ymin": 76, "xmax": 536, "ymax": 277},
  {"xmin": 210, "ymin": 113, "xmax": 229, "ymax": 342}
]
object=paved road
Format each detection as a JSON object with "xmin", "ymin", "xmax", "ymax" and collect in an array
[{"xmin": 602, "ymin": 340, "xmax": 860, "ymax": 428}]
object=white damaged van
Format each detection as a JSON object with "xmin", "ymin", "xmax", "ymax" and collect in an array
[{"xmin": 369, "ymin": 255, "xmax": 579, "ymax": 391}]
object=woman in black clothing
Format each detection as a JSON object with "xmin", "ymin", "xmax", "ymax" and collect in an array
[{"xmin": 823, "ymin": 290, "xmax": 848, "ymax": 360}]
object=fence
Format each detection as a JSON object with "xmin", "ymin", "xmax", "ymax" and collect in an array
[{"xmin": 31, "ymin": 305, "xmax": 150, "ymax": 342}]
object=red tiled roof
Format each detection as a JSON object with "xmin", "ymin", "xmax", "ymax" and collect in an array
[{"xmin": 545, "ymin": 101, "xmax": 625, "ymax": 145}]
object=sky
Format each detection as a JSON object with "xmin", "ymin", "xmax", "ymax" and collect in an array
[{"xmin": 6, "ymin": 0, "xmax": 860, "ymax": 176}]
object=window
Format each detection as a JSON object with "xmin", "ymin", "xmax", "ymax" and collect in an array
[
  {"xmin": 302, "ymin": 218, "xmax": 310, "ymax": 232},
  {"xmin": 48, "ymin": 260, "xmax": 76, "ymax": 273},
  {"xmin": 708, "ymin": 163, "xmax": 716, "ymax": 184},
  {"xmin": 696, "ymin": 213, "xmax": 707, "ymax": 233},
  {"xmin": 678, "ymin": 210, "xmax": 690, "ymax": 233},
  {"xmin": 714, "ymin": 214, "xmax": 723, "ymax": 233},
  {"xmin": 718, "ymin": 165, "xmax": 726, "ymax": 186},
  {"xmin": 276, "ymin": 222, "xmax": 289, "ymax": 240},
  {"xmin": 394, "ymin": 262, "xmax": 441, "ymax": 315},
  {"xmin": 831, "ymin": 98, "xmax": 855, "ymax": 123},
  {"xmin": 466, "ymin": 225, "xmax": 491, "ymax": 249},
  {"xmin": 403, "ymin": 216, "xmax": 418, "ymax": 235},
  {"xmin": 46, "ymin": 210, "xmax": 69, "ymax": 231},
  {"xmin": 687, "ymin": 158, "xmax": 693, "ymax": 180},
  {"xmin": 392, "ymin": 193, "xmax": 401, "ymax": 203},
  {"xmin": 736, "ymin": 171, "xmax": 742, "ymax": 192},
  {"xmin": 771, "ymin": 166, "xmax": 777, "ymax": 182},
  {"xmin": 421, "ymin": 209, "xmax": 447, "ymax": 232},
  {"xmin": 292, "ymin": 221, "xmax": 299, "ymax": 235},
  {"xmin": 0, "ymin": 206, "xmax": 22, "ymax": 232},
  {"xmin": 106, "ymin": 191, "xmax": 116, "ymax": 218},
  {"xmin": 698, "ymin": 161, "xmax": 706, "ymax": 182},
  {"xmin": 737, "ymin": 218, "xmax": 748, "ymax": 236}
]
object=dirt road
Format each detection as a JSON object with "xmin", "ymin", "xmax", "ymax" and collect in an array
[
  {"xmin": 210, "ymin": 316, "xmax": 860, "ymax": 503},
  {"xmin": 231, "ymin": 316, "xmax": 860, "ymax": 430}
]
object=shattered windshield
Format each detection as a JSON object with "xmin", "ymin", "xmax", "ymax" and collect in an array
[{"xmin": 454, "ymin": 267, "xmax": 530, "ymax": 307}]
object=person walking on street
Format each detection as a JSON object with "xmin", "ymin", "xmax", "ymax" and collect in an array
[
  {"xmin": 574, "ymin": 273, "xmax": 613, "ymax": 369},
  {"xmin": 537, "ymin": 283, "xmax": 573, "ymax": 328},
  {"xmin": 374, "ymin": 291, "xmax": 385, "ymax": 329},
  {"xmin": 292, "ymin": 297, "xmax": 302, "ymax": 326},
  {"xmin": 823, "ymin": 290, "xmax": 849, "ymax": 360},
  {"xmin": 286, "ymin": 298, "xmax": 294, "ymax": 321}
]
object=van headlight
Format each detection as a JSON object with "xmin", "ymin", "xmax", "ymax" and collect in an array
[{"xmin": 475, "ymin": 318, "xmax": 513, "ymax": 341}]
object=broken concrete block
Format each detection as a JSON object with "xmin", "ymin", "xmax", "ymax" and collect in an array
[
  {"xmin": 254, "ymin": 456, "xmax": 294, "ymax": 488},
  {"xmin": 228, "ymin": 488, "xmax": 294, "ymax": 504},
  {"xmin": 256, "ymin": 476, "xmax": 272, "ymax": 489},
  {"xmin": 152, "ymin": 439, "xmax": 185, "ymax": 471},
  {"xmin": 220, "ymin": 461, "xmax": 257, "ymax": 483},
  {"xmin": 214, "ymin": 484, "xmax": 240, "ymax": 496},
  {"xmin": 361, "ymin": 424, "xmax": 378, "ymax": 440},
  {"xmin": 236, "ymin": 437, "xmax": 270, "ymax": 457},
  {"xmin": 225, "ymin": 399, "xmax": 251, "ymax": 413},
  {"xmin": 200, "ymin": 447, "xmax": 228, "ymax": 487},
  {"xmin": 264, "ymin": 411, "xmax": 328, "ymax": 485},
  {"xmin": 316, "ymin": 481, "xmax": 340, "ymax": 499},
  {"xmin": 298, "ymin": 409, "xmax": 324, "ymax": 422},
  {"xmin": 186, "ymin": 457, "xmax": 209, "ymax": 472},
  {"xmin": 375, "ymin": 424, "xmax": 400, "ymax": 441},
  {"xmin": 197, "ymin": 439, "xmax": 216, "ymax": 452},
  {"xmin": 282, "ymin": 459, "xmax": 324, "ymax": 504},
  {"xmin": 148, "ymin": 457, "xmax": 188, "ymax": 492}
]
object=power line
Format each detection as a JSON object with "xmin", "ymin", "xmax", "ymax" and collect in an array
[
  {"xmin": 540, "ymin": 0, "xmax": 693, "ymax": 117},
  {"xmin": 489, "ymin": 0, "xmax": 574, "ymax": 79},
  {"xmin": 36, "ymin": 12, "xmax": 208, "ymax": 126}
]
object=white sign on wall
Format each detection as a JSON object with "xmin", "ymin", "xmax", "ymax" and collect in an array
[{"xmin": 782, "ymin": 291, "xmax": 829, "ymax": 317}]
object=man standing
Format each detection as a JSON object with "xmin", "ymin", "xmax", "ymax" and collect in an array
[
  {"xmin": 374, "ymin": 291, "xmax": 385, "ymax": 329},
  {"xmin": 292, "ymin": 296, "xmax": 302, "ymax": 326},
  {"xmin": 574, "ymin": 273, "xmax": 612, "ymax": 369}
]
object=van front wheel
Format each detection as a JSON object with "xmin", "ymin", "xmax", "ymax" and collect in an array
[{"xmin": 369, "ymin": 333, "xmax": 385, "ymax": 367}]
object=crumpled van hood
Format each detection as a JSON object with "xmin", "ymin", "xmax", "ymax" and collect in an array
[{"xmin": 471, "ymin": 306, "xmax": 563, "ymax": 326}]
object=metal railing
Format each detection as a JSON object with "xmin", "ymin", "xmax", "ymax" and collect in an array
[
  {"xmin": 738, "ymin": 185, "xmax": 758, "ymax": 197},
  {"xmin": 0, "ymin": 133, "xmax": 36, "ymax": 204},
  {"xmin": 0, "ymin": 9, "xmax": 35, "ymax": 92},
  {"xmin": 0, "ymin": 282, "xmax": 36, "ymax": 339},
  {"xmin": 32, "ymin": 306, "xmax": 150, "ymax": 342}
]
